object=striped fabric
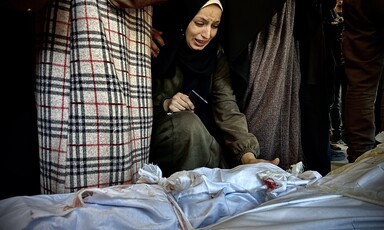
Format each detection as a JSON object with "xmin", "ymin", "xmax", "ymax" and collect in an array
[{"xmin": 35, "ymin": 0, "xmax": 153, "ymax": 194}]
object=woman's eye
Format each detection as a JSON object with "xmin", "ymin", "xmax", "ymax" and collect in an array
[{"xmin": 194, "ymin": 21, "xmax": 204, "ymax": 26}]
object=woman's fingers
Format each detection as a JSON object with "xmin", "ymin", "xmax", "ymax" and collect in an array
[{"xmin": 168, "ymin": 93, "xmax": 195, "ymax": 112}]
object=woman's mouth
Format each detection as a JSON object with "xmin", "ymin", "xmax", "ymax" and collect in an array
[{"xmin": 195, "ymin": 39, "xmax": 208, "ymax": 47}]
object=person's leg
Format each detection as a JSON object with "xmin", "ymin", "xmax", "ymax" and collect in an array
[
  {"xmin": 329, "ymin": 22, "xmax": 344, "ymax": 144},
  {"xmin": 380, "ymin": 72, "xmax": 384, "ymax": 133},
  {"xmin": 342, "ymin": 0, "xmax": 384, "ymax": 162},
  {"xmin": 375, "ymin": 76, "xmax": 384, "ymax": 135},
  {"xmin": 330, "ymin": 80, "xmax": 342, "ymax": 143},
  {"xmin": 339, "ymin": 63, "xmax": 348, "ymax": 142},
  {"xmin": 300, "ymin": 84, "xmax": 331, "ymax": 176},
  {"xmin": 150, "ymin": 111, "xmax": 225, "ymax": 177}
]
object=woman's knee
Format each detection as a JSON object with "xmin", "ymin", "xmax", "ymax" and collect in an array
[{"xmin": 171, "ymin": 111, "xmax": 208, "ymax": 137}]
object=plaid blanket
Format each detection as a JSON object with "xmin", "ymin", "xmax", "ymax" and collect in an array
[{"xmin": 35, "ymin": 0, "xmax": 153, "ymax": 194}]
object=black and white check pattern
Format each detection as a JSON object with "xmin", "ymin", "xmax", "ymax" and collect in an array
[{"xmin": 35, "ymin": 0, "xmax": 153, "ymax": 194}]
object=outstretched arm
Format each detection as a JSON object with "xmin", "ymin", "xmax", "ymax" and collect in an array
[{"xmin": 212, "ymin": 51, "xmax": 279, "ymax": 166}]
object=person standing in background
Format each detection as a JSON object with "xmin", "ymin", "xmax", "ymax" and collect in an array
[
  {"xmin": 220, "ymin": 0, "xmax": 303, "ymax": 171},
  {"xmin": 221, "ymin": 0, "xmax": 336, "ymax": 175},
  {"xmin": 324, "ymin": 0, "xmax": 347, "ymax": 162},
  {"xmin": 35, "ymin": 0, "xmax": 165, "ymax": 194},
  {"xmin": 295, "ymin": 0, "xmax": 337, "ymax": 175},
  {"xmin": 328, "ymin": 1, "xmax": 346, "ymax": 147},
  {"xmin": 342, "ymin": 0, "xmax": 384, "ymax": 163}
]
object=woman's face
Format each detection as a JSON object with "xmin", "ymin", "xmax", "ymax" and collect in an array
[{"xmin": 185, "ymin": 4, "xmax": 222, "ymax": 51}]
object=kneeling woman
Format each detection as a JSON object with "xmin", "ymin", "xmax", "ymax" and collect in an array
[{"xmin": 150, "ymin": 0, "xmax": 279, "ymax": 177}]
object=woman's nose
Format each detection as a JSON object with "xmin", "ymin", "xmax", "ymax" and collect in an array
[{"xmin": 201, "ymin": 26, "xmax": 211, "ymax": 38}]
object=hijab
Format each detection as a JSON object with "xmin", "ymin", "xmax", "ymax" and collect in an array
[{"xmin": 152, "ymin": 0, "xmax": 223, "ymax": 101}]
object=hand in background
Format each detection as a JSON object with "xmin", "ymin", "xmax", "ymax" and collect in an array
[{"xmin": 151, "ymin": 28, "xmax": 164, "ymax": 58}]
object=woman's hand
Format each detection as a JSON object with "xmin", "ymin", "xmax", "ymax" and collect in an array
[
  {"xmin": 151, "ymin": 28, "xmax": 164, "ymax": 58},
  {"xmin": 241, "ymin": 152, "xmax": 280, "ymax": 165},
  {"xmin": 163, "ymin": 92, "xmax": 195, "ymax": 113}
]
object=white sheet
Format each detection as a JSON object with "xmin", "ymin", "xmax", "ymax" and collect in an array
[
  {"xmin": 0, "ymin": 148, "xmax": 383, "ymax": 230},
  {"xmin": 203, "ymin": 146, "xmax": 384, "ymax": 230},
  {"xmin": 201, "ymin": 191, "xmax": 384, "ymax": 230}
]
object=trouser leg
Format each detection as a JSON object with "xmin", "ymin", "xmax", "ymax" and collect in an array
[
  {"xmin": 342, "ymin": 0, "xmax": 384, "ymax": 162},
  {"xmin": 300, "ymin": 84, "xmax": 331, "ymax": 176},
  {"xmin": 330, "ymin": 80, "xmax": 342, "ymax": 141}
]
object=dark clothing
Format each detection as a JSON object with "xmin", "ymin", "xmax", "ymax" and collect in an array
[
  {"xmin": 342, "ymin": 0, "xmax": 384, "ymax": 162},
  {"xmin": 300, "ymin": 85, "xmax": 332, "ymax": 175},
  {"xmin": 151, "ymin": 52, "xmax": 260, "ymax": 177},
  {"xmin": 329, "ymin": 63, "xmax": 347, "ymax": 142},
  {"xmin": 295, "ymin": 0, "xmax": 335, "ymax": 175},
  {"xmin": 152, "ymin": 0, "xmax": 220, "ymax": 133},
  {"xmin": 150, "ymin": 111, "xmax": 225, "ymax": 177},
  {"xmin": 220, "ymin": 0, "xmax": 287, "ymax": 99},
  {"xmin": 328, "ymin": 10, "xmax": 346, "ymax": 143},
  {"xmin": 1, "ymin": 7, "xmax": 40, "ymax": 199}
]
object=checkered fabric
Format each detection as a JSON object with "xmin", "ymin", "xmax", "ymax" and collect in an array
[{"xmin": 35, "ymin": 0, "xmax": 153, "ymax": 194}]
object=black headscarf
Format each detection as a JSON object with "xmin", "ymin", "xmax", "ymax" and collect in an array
[{"xmin": 152, "ymin": 0, "xmax": 221, "ymax": 101}]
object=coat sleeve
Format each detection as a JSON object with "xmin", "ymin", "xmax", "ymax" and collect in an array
[
  {"xmin": 152, "ymin": 67, "xmax": 183, "ymax": 121},
  {"xmin": 212, "ymin": 52, "xmax": 260, "ymax": 163}
]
